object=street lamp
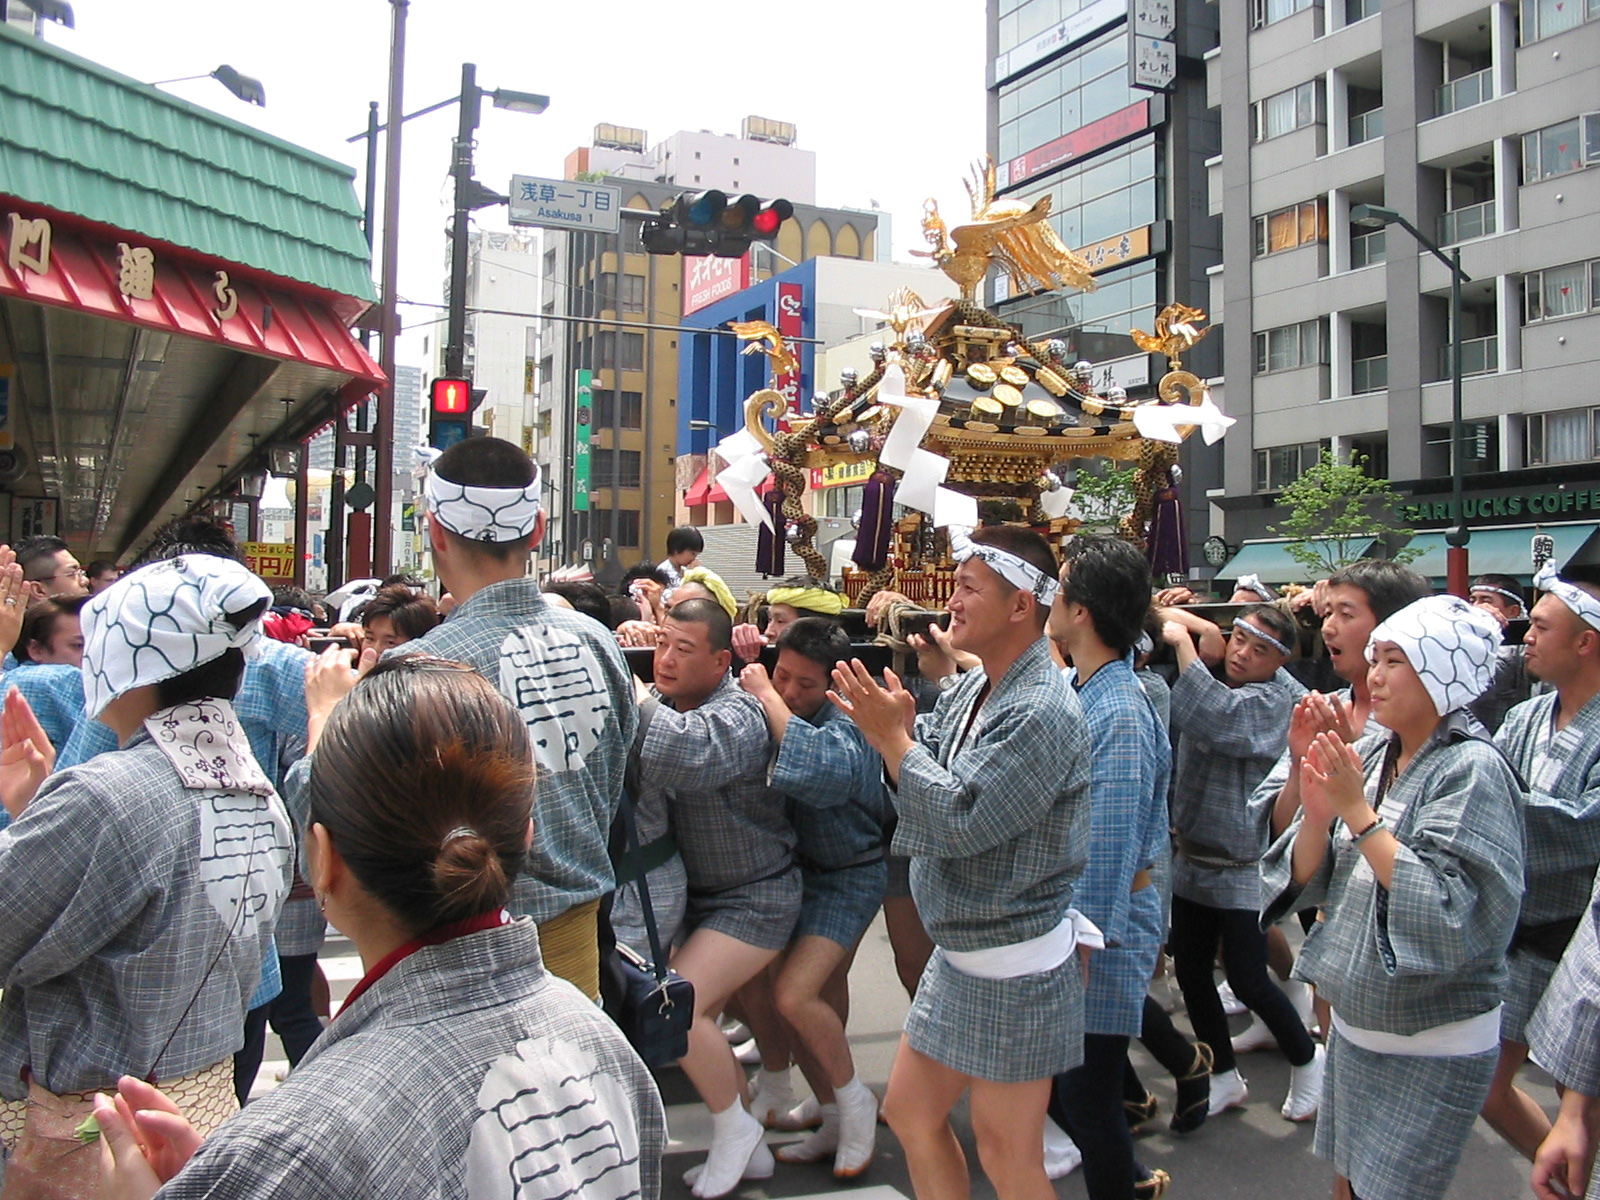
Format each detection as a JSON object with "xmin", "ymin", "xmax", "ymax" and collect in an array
[
  {"xmin": 686, "ymin": 420, "xmax": 724, "ymax": 433},
  {"xmin": 444, "ymin": 64, "xmax": 549, "ymax": 379},
  {"xmin": 1350, "ymin": 203, "xmax": 1474, "ymax": 597},
  {"xmin": 12, "ymin": 0, "xmax": 72, "ymax": 26},
  {"xmin": 149, "ymin": 65, "xmax": 266, "ymax": 107}
]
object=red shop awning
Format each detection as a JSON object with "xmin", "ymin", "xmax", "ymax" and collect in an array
[{"xmin": 0, "ymin": 202, "xmax": 384, "ymax": 386}]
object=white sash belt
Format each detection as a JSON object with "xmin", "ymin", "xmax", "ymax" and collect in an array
[
  {"xmin": 944, "ymin": 910, "xmax": 1105, "ymax": 980},
  {"xmin": 1330, "ymin": 1004, "xmax": 1502, "ymax": 1058}
]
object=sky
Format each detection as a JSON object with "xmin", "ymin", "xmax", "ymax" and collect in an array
[{"xmin": 41, "ymin": 0, "xmax": 989, "ymax": 366}]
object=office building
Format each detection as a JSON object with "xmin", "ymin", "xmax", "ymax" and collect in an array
[
  {"xmin": 1208, "ymin": 0, "xmax": 1600, "ymax": 583},
  {"xmin": 987, "ymin": 0, "xmax": 1223, "ymax": 569}
]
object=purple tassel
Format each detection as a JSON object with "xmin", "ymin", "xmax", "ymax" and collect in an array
[
  {"xmin": 757, "ymin": 487, "xmax": 786, "ymax": 576},
  {"xmin": 1145, "ymin": 468, "xmax": 1188, "ymax": 580},
  {"xmin": 853, "ymin": 470, "xmax": 897, "ymax": 570}
]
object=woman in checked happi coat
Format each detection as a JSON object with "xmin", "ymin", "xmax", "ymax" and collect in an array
[
  {"xmin": 0, "ymin": 556, "xmax": 294, "ymax": 1197},
  {"xmin": 94, "ymin": 656, "xmax": 665, "ymax": 1199},
  {"xmin": 1260, "ymin": 593, "xmax": 1525, "ymax": 1200}
]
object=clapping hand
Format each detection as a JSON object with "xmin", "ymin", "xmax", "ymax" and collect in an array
[
  {"xmin": 828, "ymin": 659, "xmax": 915, "ymax": 755},
  {"xmin": 1300, "ymin": 731, "xmax": 1366, "ymax": 828},
  {"xmin": 0, "ymin": 686, "xmax": 53, "ymax": 819}
]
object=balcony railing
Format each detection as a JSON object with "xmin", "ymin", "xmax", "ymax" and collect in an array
[
  {"xmin": 1352, "ymin": 354, "xmax": 1388, "ymax": 393},
  {"xmin": 1438, "ymin": 200, "xmax": 1497, "ymax": 245},
  {"xmin": 1350, "ymin": 228, "xmax": 1387, "ymax": 268},
  {"xmin": 1440, "ymin": 334, "xmax": 1500, "ymax": 377},
  {"xmin": 1435, "ymin": 67, "xmax": 1494, "ymax": 117},
  {"xmin": 1349, "ymin": 107, "xmax": 1384, "ymax": 145}
]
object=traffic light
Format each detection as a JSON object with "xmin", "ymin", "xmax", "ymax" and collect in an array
[
  {"xmin": 429, "ymin": 377, "xmax": 485, "ymax": 449},
  {"xmin": 640, "ymin": 190, "xmax": 793, "ymax": 258}
]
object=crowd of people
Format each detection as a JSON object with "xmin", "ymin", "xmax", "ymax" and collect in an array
[{"xmin": 0, "ymin": 433, "xmax": 1598, "ymax": 1200}]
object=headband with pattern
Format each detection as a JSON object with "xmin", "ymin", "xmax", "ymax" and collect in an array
[
  {"xmin": 1470, "ymin": 583, "xmax": 1526, "ymax": 611},
  {"xmin": 81, "ymin": 556, "xmax": 272, "ymax": 719},
  {"xmin": 424, "ymin": 462, "xmax": 542, "ymax": 543},
  {"xmin": 949, "ymin": 529, "xmax": 1061, "ymax": 607},
  {"xmin": 1535, "ymin": 562, "xmax": 1600, "ymax": 631},
  {"xmin": 1233, "ymin": 616, "xmax": 1292, "ymax": 657},
  {"xmin": 1365, "ymin": 593, "xmax": 1501, "ymax": 716},
  {"xmin": 1235, "ymin": 573, "xmax": 1276, "ymax": 602}
]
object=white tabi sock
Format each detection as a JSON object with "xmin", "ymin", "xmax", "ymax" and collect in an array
[
  {"xmin": 833, "ymin": 1075, "xmax": 878, "ymax": 1177},
  {"xmin": 748, "ymin": 1067, "xmax": 795, "ymax": 1125},
  {"xmin": 693, "ymin": 1102, "xmax": 773, "ymax": 1199}
]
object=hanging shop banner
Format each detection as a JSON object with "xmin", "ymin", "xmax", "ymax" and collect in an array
[{"xmin": 573, "ymin": 368, "xmax": 592, "ymax": 512}]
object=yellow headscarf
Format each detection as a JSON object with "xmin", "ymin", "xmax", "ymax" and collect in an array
[
  {"xmin": 677, "ymin": 566, "xmax": 738, "ymax": 619},
  {"xmin": 765, "ymin": 585, "xmax": 845, "ymax": 616}
]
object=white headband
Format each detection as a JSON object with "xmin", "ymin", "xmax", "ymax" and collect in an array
[
  {"xmin": 1470, "ymin": 584, "xmax": 1525, "ymax": 611},
  {"xmin": 424, "ymin": 462, "xmax": 542, "ymax": 543},
  {"xmin": 949, "ymin": 528, "xmax": 1061, "ymax": 607},
  {"xmin": 1235, "ymin": 573, "xmax": 1276, "ymax": 602},
  {"xmin": 1535, "ymin": 562, "xmax": 1600, "ymax": 631},
  {"xmin": 81, "ymin": 556, "xmax": 272, "ymax": 719},
  {"xmin": 1365, "ymin": 594, "xmax": 1501, "ymax": 717},
  {"xmin": 1233, "ymin": 616, "xmax": 1292, "ymax": 657}
]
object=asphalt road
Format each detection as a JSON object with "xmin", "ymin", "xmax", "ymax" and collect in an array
[
  {"xmin": 267, "ymin": 918, "xmax": 1555, "ymax": 1200},
  {"xmin": 650, "ymin": 914, "xmax": 1555, "ymax": 1200}
]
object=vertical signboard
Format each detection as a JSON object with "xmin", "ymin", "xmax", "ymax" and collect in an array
[
  {"xmin": 573, "ymin": 368, "xmax": 592, "ymax": 512},
  {"xmin": 772, "ymin": 282, "xmax": 804, "ymax": 429},
  {"xmin": 1131, "ymin": 0, "xmax": 1178, "ymax": 91}
]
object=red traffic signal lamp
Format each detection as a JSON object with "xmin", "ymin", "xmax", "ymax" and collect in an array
[
  {"xmin": 431, "ymin": 376, "xmax": 471, "ymax": 415},
  {"xmin": 428, "ymin": 377, "xmax": 485, "ymax": 449}
]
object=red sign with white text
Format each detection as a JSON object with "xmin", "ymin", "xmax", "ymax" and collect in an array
[
  {"xmin": 682, "ymin": 254, "xmax": 750, "ymax": 316},
  {"xmin": 1000, "ymin": 100, "xmax": 1152, "ymax": 189}
]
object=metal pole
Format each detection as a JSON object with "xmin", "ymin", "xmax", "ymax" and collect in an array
[
  {"xmin": 372, "ymin": 0, "xmax": 408, "ymax": 578},
  {"xmin": 354, "ymin": 101, "xmax": 378, "ymax": 492},
  {"xmin": 444, "ymin": 62, "xmax": 478, "ymax": 380},
  {"xmin": 1445, "ymin": 245, "xmax": 1469, "ymax": 597}
]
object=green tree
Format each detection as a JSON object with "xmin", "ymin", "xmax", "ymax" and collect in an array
[
  {"xmin": 1271, "ymin": 449, "xmax": 1418, "ymax": 577},
  {"xmin": 1071, "ymin": 462, "xmax": 1139, "ymax": 529}
]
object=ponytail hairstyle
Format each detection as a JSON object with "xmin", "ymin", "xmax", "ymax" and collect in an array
[{"xmin": 305, "ymin": 655, "xmax": 535, "ymax": 932}]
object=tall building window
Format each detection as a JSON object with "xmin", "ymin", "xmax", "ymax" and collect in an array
[
  {"xmin": 1253, "ymin": 319, "xmax": 1329, "ymax": 374},
  {"xmin": 620, "ymin": 275, "xmax": 646, "ymax": 314},
  {"xmin": 1253, "ymin": 199, "xmax": 1329, "ymax": 256},
  {"xmin": 1252, "ymin": 441, "xmax": 1328, "ymax": 491},
  {"xmin": 1252, "ymin": 80, "xmax": 1323, "ymax": 141},
  {"xmin": 1526, "ymin": 409, "xmax": 1599, "ymax": 465},
  {"xmin": 995, "ymin": 29, "xmax": 1136, "ymax": 164},
  {"xmin": 1523, "ymin": 115, "xmax": 1600, "ymax": 182},
  {"xmin": 1521, "ymin": 0, "xmax": 1598, "ymax": 42},
  {"xmin": 1524, "ymin": 260, "xmax": 1600, "ymax": 322},
  {"xmin": 590, "ymin": 448, "xmax": 642, "ymax": 488},
  {"xmin": 593, "ymin": 390, "xmax": 644, "ymax": 429},
  {"xmin": 614, "ymin": 510, "xmax": 642, "ymax": 548},
  {"xmin": 596, "ymin": 330, "xmax": 645, "ymax": 371},
  {"xmin": 1022, "ymin": 136, "xmax": 1159, "ymax": 252},
  {"xmin": 1251, "ymin": 0, "xmax": 1316, "ymax": 26}
]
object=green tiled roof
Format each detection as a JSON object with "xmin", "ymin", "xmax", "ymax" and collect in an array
[{"xmin": 0, "ymin": 24, "xmax": 374, "ymax": 301}]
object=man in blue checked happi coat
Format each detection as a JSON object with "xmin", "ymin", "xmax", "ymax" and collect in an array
[{"xmin": 1044, "ymin": 535, "xmax": 1173, "ymax": 1200}]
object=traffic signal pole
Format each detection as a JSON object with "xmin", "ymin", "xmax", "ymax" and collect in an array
[{"xmin": 444, "ymin": 63, "xmax": 480, "ymax": 381}]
